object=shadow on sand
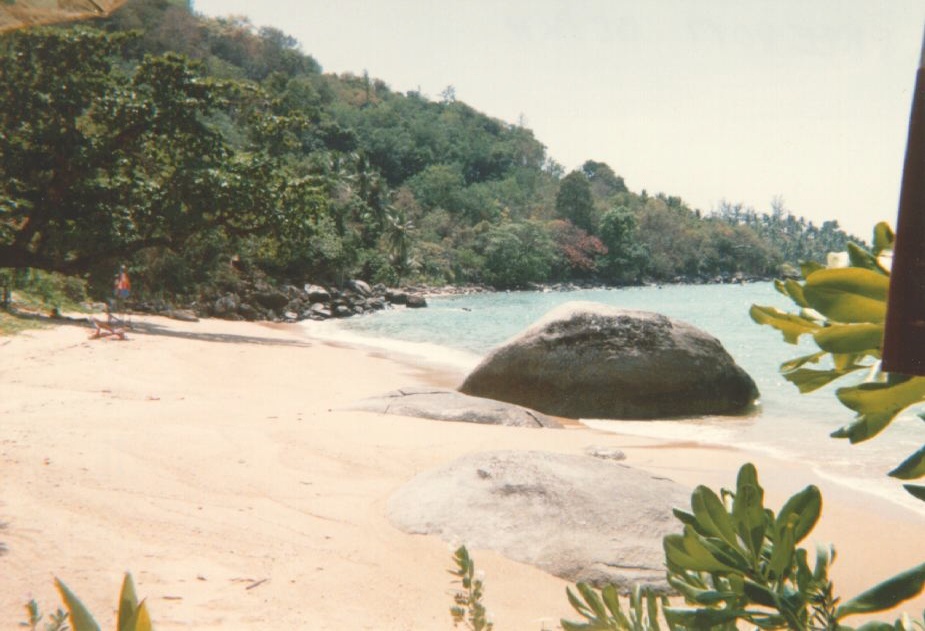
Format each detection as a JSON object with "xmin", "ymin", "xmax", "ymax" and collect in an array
[{"xmin": 4, "ymin": 309, "xmax": 313, "ymax": 348}]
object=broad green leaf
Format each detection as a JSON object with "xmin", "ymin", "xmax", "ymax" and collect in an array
[
  {"xmin": 645, "ymin": 591, "xmax": 661, "ymax": 631},
  {"xmin": 854, "ymin": 623, "xmax": 896, "ymax": 631},
  {"xmin": 836, "ymin": 562, "xmax": 925, "ymax": 618},
  {"xmin": 664, "ymin": 531, "xmax": 739, "ymax": 574},
  {"xmin": 742, "ymin": 580, "xmax": 779, "ymax": 609},
  {"xmin": 801, "ymin": 261, "xmax": 825, "ymax": 278},
  {"xmin": 690, "ymin": 486, "xmax": 737, "ymax": 546},
  {"xmin": 732, "ymin": 464, "xmax": 767, "ymax": 559},
  {"xmin": 872, "ymin": 221, "xmax": 895, "ymax": 255},
  {"xmin": 600, "ymin": 584, "xmax": 626, "ymax": 622},
  {"xmin": 832, "ymin": 352, "xmax": 867, "ymax": 372},
  {"xmin": 802, "ymin": 268, "xmax": 889, "ymax": 324},
  {"xmin": 889, "ymin": 446, "xmax": 925, "ymax": 480},
  {"xmin": 774, "ymin": 279, "xmax": 810, "ymax": 308},
  {"xmin": 700, "ymin": 536, "xmax": 750, "ymax": 570},
  {"xmin": 672, "ymin": 508, "xmax": 698, "ymax": 529},
  {"xmin": 132, "ymin": 601, "xmax": 152, "ymax": 631},
  {"xmin": 565, "ymin": 586, "xmax": 591, "ymax": 619},
  {"xmin": 847, "ymin": 242, "xmax": 882, "ymax": 271},
  {"xmin": 690, "ymin": 589, "xmax": 733, "ymax": 606},
  {"xmin": 577, "ymin": 582, "xmax": 607, "ymax": 619},
  {"xmin": 814, "ymin": 545, "xmax": 835, "ymax": 582},
  {"xmin": 903, "ymin": 484, "xmax": 925, "ymax": 502},
  {"xmin": 630, "ymin": 586, "xmax": 646, "ymax": 629},
  {"xmin": 794, "ymin": 548, "xmax": 813, "ymax": 593},
  {"xmin": 813, "ymin": 323, "xmax": 883, "ymax": 355},
  {"xmin": 55, "ymin": 578, "xmax": 101, "ymax": 631},
  {"xmin": 783, "ymin": 367, "xmax": 862, "ymax": 394},
  {"xmin": 780, "ymin": 352, "xmax": 826, "ymax": 373},
  {"xmin": 750, "ymin": 305, "xmax": 820, "ymax": 344},
  {"xmin": 833, "ymin": 377, "xmax": 925, "ymax": 443},
  {"xmin": 118, "ymin": 573, "xmax": 139, "ymax": 631},
  {"xmin": 667, "ymin": 574, "xmax": 715, "ymax": 604},
  {"xmin": 664, "ymin": 607, "xmax": 743, "ymax": 628},
  {"xmin": 775, "ymin": 485, "xmax": 822, "ymax": 544},
  {"xmin": 767, "ymin": 518, "xmax": 796, "ymax": 580}
]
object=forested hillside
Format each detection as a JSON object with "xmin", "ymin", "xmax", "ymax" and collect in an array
[{"xmin": 0, "ymin": 0, "xmax": 863, "ymax": 308}]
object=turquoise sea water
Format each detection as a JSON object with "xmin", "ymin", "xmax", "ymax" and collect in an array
[{"xmin": 301, "ymin": 283, "xmax": 925, "ymax": 515}]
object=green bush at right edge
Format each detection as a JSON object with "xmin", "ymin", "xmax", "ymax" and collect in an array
[
  {"xmin": 561, "ymin": 463, "xmax": 925, "ymax": 630},
  {"xmin": 750, "ymin": 222, "xmax": 925, "ymax": 502}
]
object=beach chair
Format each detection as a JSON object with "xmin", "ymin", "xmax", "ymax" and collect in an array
[{"xmin": 88, "ymin": 315, "xmax": 127, "ymax": 340}]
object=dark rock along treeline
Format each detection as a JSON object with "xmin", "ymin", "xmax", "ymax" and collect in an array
[{"xmin": 0, "ymin": 0, "xmax": 862, "ymax": 321}]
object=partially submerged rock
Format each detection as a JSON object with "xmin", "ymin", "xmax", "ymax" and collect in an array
[
  {"xmin": 459, "ymin": 301, "xmax": 758, "ymax": 419},
  {"xmin": 388, "ymin": 450, "xmax": 687, "ymax": 591},
  {"xmin": 348, "ymin": 387, "xmax": 560, "ymax": 428}
]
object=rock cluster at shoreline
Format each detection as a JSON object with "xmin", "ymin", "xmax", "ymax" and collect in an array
[
  {"xmin": 130, "ymin": 274, "xmax": 769, "ymax": 324},
  {"xmin": 132, "ymin": 280, "xmax": 420, "ymax": 323}
]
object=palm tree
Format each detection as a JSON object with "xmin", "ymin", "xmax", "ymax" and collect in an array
[{"xmin": 384, "ymin": 208, "xmax": 415, "ymax": 280}]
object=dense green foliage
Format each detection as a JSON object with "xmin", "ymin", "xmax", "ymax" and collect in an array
[
  {"xmin": 562, "ymin": 463, "xmax": 925, "ymax": 630},
  {"xmin": 0, "ymin": 0, "xmax": 862, "ymax": 302},
  {"xmin": 751, "ymin": 222, "xmax": 925, "ymax": 502}
]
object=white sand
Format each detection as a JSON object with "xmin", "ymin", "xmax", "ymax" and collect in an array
[{"xmin": 1, "ymin": 315, "xmax": 923, "ymax": 629}]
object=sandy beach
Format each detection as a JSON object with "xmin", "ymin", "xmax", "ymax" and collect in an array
[{"xmin": 1, "ymin": 315, "xmax": 923, "ymax": 630}]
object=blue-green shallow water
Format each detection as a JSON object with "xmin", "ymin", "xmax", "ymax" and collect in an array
[{"xmin": 302, "ymin": 283, "xmax": 925, "ymax": 516}]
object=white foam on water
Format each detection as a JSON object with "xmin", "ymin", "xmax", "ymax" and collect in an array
[
  {"xmin": 299, "ymin": 318, "xmax": 482, "ymax": 374},
  {"xmin": 582, "ymin": 417, "xmax": 746, "ymax": 446},
  {"xmin": 586, "ymin": 415, "xmax": 925, "ymax": 518}
]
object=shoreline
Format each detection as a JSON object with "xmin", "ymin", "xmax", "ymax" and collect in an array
[{"xmin": 1, "ymin": 315, "xmax": 923, "ymax": 629}]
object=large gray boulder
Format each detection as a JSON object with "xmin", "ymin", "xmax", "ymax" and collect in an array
[
  {"xmin": 388, "ymin": 450, "xmax": 688, "ymax": 591},
  {"xmin": 348, "ymin": 386, "xmax": 560, "ymax": 428},
  {"xmin": 459, "ymin": 302, "xmax": 758, "ymax": 419}
]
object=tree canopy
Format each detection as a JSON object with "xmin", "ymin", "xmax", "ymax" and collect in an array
[{"xmin": 0, "ymin": 1, "xmax": 864, "ymax": 300}]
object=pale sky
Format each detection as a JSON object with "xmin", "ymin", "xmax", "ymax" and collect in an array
[{"xmin": 193, "ymin": 1, "xmax": 925, "ymax": 238}]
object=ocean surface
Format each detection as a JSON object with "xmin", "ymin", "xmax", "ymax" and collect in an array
[{"xmin": 301, "ymin": 283, "xmax": 925, "ymax": 516}]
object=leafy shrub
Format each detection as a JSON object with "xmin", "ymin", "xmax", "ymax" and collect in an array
[
  {"xmin": 452, "ymin": 463, "xmax": 925, "ymax": 630},
  {"xmin": 563, "ymin": 584, "xmax": 666, "ymax": 631},
  {"xmin": 23, "ymin": 573, "xmax": 153, "ymax": 631},
  {"xmin": 4, "ymin": 269, "xmax": 89, "ymax": 312},
  {"xmin": 750, "ymin": 222, "xmax": 925, "ymax": 501},
  {"xmin": 558, "ymin": 463, "xmax": 925, "ymax": 631},
  {"xmin": 449, "ymin": 545, "xmax": 493, "ymax": 631}
]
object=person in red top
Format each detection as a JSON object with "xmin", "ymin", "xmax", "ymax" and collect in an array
[
  {"xmin": 114, "ymin": 265, "xmax": 131, "ymax": 300},
  {"xmin": 111, "ymin": 265, "xmax": 131, "ymax": 316}
]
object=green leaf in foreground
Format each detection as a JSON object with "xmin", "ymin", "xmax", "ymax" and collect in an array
[
  {"xmin": 750, "ymin": 305, "xmax": 820, "ymax": 344},
  {"xmin": 774, "ymin": 278, "xmax": 810, "ymax": 307},
  {"xmin": 812, "ymin": 322, "xmax": 883, "ymax": 355},
  {"xmin": 903, "ymin": 484, "xmax": 925, "ymax": 501},
  {"xmin": 889, "ymin": 445, "xmax": 925, "ymax": 480},
  {"xmin": 872, "ymin": 221, "xmax": 895, "ymax": 255},
  {"xmin": 802, "ymin": 267, "xmax": 889, "ymax": 324},
  {"xmin": 783, "ymin": 365, "xmax": 865, "ymax": 394},
  {"xmin": 836, "ymin": 562, "xmax": 925, "ymax": 618},
  {"xmin": 774, "ymin": 484, "xmax": 822, "ymax": 545},
  {"xmin": 833, "ymin": 376, "xmax": 925, "ymax": 443},
  {"xmin": 732, "ymin": 463, "xmax": 766, "ymax": 559},
  {"xmin": 54, "ymin": 578, "xmax": 101, "ymax": 631},
  {"xmin": 118, "ymin": 573, "xmax": 140, "ymax": 631}
]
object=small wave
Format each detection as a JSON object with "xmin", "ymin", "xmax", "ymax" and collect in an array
[
  {"xmin": 300, "ymin": 319, "xmax": 482, "ymax": 373},
  {"xmin": 582, "ymin": 418, "xmax": 744, "ymax": 445}
]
